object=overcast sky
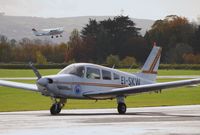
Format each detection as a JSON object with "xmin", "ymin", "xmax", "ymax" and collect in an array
[{"xmin": 0, "ymin": 0, "xmax": 200, "ymax": 21}]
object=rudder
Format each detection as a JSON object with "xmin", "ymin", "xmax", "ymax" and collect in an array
[{"xmin": 136, "ymin": 46, "xmax": 162, "ymax": 82}]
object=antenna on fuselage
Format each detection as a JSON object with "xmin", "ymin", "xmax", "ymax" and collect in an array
[
  {"xmin": 128, "ymin": 63, "xmax": 135, "ymax": 73},
  {"xmin": 112, "ymin": 64, "xmax": 115, "ymax": 69}
]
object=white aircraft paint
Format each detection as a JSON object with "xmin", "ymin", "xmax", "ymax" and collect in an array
[{"xmin": 32, "ymin": 27, "xmax": 64, "ymax": 38}]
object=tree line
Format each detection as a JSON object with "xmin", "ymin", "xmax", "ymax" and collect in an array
[{"xmin": 0, "ymin": 15, "xmax": 200, "ymax": 65}]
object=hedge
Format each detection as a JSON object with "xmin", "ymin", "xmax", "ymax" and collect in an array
[
  {"xmin": 0, "ymin": 63, "xmax": 68, "ymax": 69},
  {"xmin": 0, "ymin": 63, "xmax": 200, "ymax": 70}
]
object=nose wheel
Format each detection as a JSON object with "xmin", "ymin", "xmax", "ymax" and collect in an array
[
  {"xmin": 50, "ymin": 98, "xmax": 66, "ymax": 115},
  {"xmin": 50, "ymin": 103, "xmax": 62, "ymax": 115}
]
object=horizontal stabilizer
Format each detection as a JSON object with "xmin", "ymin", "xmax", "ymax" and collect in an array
[{"xmin": 32, "ymin": 28, "xmax": 37, "ymax": 32}]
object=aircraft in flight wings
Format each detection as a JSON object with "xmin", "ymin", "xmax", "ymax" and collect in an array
[
  {"xmin": 1, "ymin": 46, "xmax": 200, "ymax": 115},
  {"xmin": 32, "ymin": 27, "xmax": 64, "ymax": 38}
]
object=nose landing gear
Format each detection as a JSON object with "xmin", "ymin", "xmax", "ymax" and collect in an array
[
  {"xmin": 50, "ymin": 103, "xmax": 62, "ymax": 115},
  {"xmin": 50, "ymin": 98, "xmax": 66, "ymax": 115}
]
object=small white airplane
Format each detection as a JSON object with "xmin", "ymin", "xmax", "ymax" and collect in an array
[
  {"xmin": 0, "ymin": 46, "xmax": 200, "ymax": 115},
  {"xmin": 32, "ymin": 27, "xmax": 64, "ymax": 38}
]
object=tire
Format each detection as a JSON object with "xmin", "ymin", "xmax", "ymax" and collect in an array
[
  {"xmin": 50, "ymin": 103, "xmax": 61, "ymax": 115},
  {"xmin": 56, "ymin": 104, "xmax": 61, "ymax": 114},
  {"xmin": 117, "ymin": 103, "xmax": 126, "ymax": 114}
]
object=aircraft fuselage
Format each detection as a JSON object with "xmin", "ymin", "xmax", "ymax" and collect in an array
[{"xmin": 37, "ymin": 63, "xmax": 153, "ymax": 100}]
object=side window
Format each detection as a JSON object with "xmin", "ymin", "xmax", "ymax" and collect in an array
[
  {"xmin": 102, "ymin": 70, "xmax": 111, "ymax": 80},
  {"xmin": 113, "ymin": 73, "xmax": 120, "ymax": 80},
  {"xmin": 76, "ymin": 66, "xmax": 85, "ymax": 78},
  {"xmin": 86, "ymin": 67, "xmax": 100, "ymax": 79}
]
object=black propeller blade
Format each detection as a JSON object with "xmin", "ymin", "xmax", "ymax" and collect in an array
[{"xmin": 29, "ymin": 62, "xmax": 41, "ymax": 79}]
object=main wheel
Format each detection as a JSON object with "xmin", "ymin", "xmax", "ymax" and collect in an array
[
  {"xmin": 117, "ymin": 103, "xmax": 126, "ymax": 114},
  {"xmin": 50, "ymin": 103, "xmax": 61, "ymax": 115}
]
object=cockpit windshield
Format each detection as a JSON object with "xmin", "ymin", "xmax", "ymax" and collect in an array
[{"xmin": 58, "ymin": 65, "xmax": 85, "ymax": 78}]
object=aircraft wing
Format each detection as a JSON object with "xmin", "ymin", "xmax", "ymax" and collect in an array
[
  {"xmin": 43, "ymin": 27, "xmax": 63, "ymax": 31},
  {"xmin": 83, "ymin": 78, "xmax": 200, "ymax": 99},
  {"xmin": 0, "ymin": 80, "xmax": 38, "ymax": 92}
]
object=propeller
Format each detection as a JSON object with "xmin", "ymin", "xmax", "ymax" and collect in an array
[
  {"xmin": 29, "ymin": 62, "xmax": 41, "ymax": 79},
  {"xmin": 29, "ymin": 62, "xmax": 53, "ymax": 86}
]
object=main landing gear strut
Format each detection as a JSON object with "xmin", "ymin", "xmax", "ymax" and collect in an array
[
  {"xmin": 50, "ymin": 98, "xmax": 67, "ymax": 115},
  {"xmin": 117, "ymin": 96, "xmax": 127, "ymax": 114},
  {"xmin": 50, "ymin": 97, "xmax": 127, "ymax": 115}
]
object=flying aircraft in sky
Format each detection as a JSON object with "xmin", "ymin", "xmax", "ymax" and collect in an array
[
  {"xmin": 32, "ymin": 27, "xmax": 64, "ymax": 38},
  {"xmin": 0, "ymin": 46, "xmax": 200, "ymax": 115}
]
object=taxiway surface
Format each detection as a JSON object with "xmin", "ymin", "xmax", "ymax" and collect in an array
[{"xmin": 0, "ymin": 105, "xmax": 200, "ymax": 135}]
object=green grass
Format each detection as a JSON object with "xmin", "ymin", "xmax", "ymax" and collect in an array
[
  {"xmin": 0, "ymin": 69, "xmax": 59, "ymax": 77},
  {"xmin": 0, "ymin": 69, "xmax": 200, "ymax": 112},
  {"xmin": 0, "ymin": 69, "xmax": 200, "ymax": 77},
  {"xmin": 0, "ymin": 84, "xmax": 200, "ymax": 112},
  {"xmin": 120, "ymin": 68, "xmax": 200, "ymax": 75}
]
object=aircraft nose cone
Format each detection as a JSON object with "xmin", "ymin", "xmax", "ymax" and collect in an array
[{"xmin": 37, "ymin": 78, "xmax": 49, "ymax": 86}]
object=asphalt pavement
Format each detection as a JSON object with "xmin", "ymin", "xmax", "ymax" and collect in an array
[{"xmin": 0, "ymin": 105, "xmax": 200, "ymax": 135}]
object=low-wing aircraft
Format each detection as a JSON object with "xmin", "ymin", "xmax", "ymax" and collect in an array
[
  {"xmin": 32, "ymin": 27, "xmax": 64, "ymax": 38},
  {"xmin": 0, "ymin": 46, "xmax": 200, "ymax": 115}
]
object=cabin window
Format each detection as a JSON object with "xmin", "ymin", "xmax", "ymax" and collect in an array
[
  {"xmin": 75, "ymin": 66, "xmax": 85, "ymax": 78},
  {"xmin": 58, "ymin": 65, "xmax": 85, "ymax": 78},
  {"xmin": 102, "ymin": 70, "xmax": 111, "ymax": 80},
  {"xmin": 113, "ymin": 73, "xmax": 120, "ymax": 80},
  {"xmin": 86, "ymin": 67, "xmax": 100, "ymax": 79}
]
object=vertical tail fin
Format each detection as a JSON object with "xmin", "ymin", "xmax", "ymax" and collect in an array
[
  {"xmin": 136, "ymin": 46, "xmax": 162, "ymax": 82},
  {"xmin": 32, "ymin": 28, "xmax": 39, "ymax": 36}
]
